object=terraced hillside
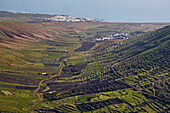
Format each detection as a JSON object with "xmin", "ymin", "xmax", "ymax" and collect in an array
[
  {"xmin": 0, "ymin": 21, "xmax": 80, "ymax": 112},
  {"xmin": 0, "ymin": 17, "xmax": 169, "ymax": 112},
  {"xmin": 36, "ymin": 25, "xmax": 170, "ymax": 112},
  {"xmin": 94, "ymin": 25, "xmax": 170, "ymax": 99}
]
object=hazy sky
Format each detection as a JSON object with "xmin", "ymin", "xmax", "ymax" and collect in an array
[{"xmin": 0, "ymin": 0, "xmax": 170, "ymax": 22}]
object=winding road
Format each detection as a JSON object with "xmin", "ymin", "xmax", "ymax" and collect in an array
[{"xmin": 28, "ymin": 56, "xmax": 66, "ymax": 112}]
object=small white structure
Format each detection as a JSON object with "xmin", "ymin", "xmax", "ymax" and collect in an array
[
  {"xmin": 49, "ymin": 92, "xmax": 53, "ymax": 94},
  {"xmin": 42, "ymin": 73, "xmax": 47, "ymax": 75}
]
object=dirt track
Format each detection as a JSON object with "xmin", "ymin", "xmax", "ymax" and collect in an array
[{"xmin": 28, "ymin": 56, "xmax": 66, "ymax": 112}]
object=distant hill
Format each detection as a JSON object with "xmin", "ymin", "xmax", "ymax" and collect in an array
[
  {"xmin": 0, "ymin": 11, "xmax": 53, "ymax": 18},
  {"xmin": 0, "ymin": 21, "xmax": 55, "ymax": 42},
  {"xmin": 0, "ymin": 11, "xmax": 55, "ymax": 22}
]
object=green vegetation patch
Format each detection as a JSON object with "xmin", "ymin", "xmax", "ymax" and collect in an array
[{"xmin": 0, "ymin": 87, "xmax": 35, "ymax": 113}]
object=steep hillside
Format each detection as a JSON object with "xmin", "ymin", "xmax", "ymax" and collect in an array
[
  {"xmin": 0, "ymin": 21, "xmax": 79, "ymax": 80},
  {"xmin": 36, "ymin": 25, "xmax": 170, "ymax": 112},
  {"xmin": 78, "ymin": 25, "xmax": 170, "ymax": 81},
  {"xmin": 81, "ymin": 25, "xmax": 170, "ymax": 97},
  {"xmin": 112, "ymin": 26, "xmax": 170, "ymax": 100},
  {"xmin": 0, "ymin": 21, "xmax": 55, "ymax": 42}
]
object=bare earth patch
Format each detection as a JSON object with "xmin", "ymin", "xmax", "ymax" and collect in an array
[{"xmin": 1, "ymin": 90, "xmax": 13, "ymax": 95}]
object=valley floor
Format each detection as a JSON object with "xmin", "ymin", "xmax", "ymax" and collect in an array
[{"xmin": 0, "ymin": 20, "xmax": 169, "ymax": 112}]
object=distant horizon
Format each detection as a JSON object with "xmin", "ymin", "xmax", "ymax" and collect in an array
[
  {"xmin": 1, "ymin": 10, "xmax": 170, "ymax": 24},
  {"xmin": 0, "ymin": 0, "xmax": 170, "ymax": 22}
]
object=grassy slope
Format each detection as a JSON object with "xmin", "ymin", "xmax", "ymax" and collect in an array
[
  {"xmin": 0, "ymin": 19, "xmax": 169, "ymax": 112},
  {"xmin": 0, "ymin": 86, "xmax": 35, "ymax": 113},
  {"xmin": 0, "ymin": 21, "xmax": 64, "ymax": 71},
  {"xmin": 38, "ymin": 25, "xmax": 170, "ymax": 112},
  {"xmin": 0, "ymin": 21, "xmax": 83, "ymax": 112},
  {"xmin": 91, "ymin": 25, "xmax": 170, "ymax": 111},
  {"xmin": 115, "ymin": 26, "xmax": 170, "ymax": 101},
  {"xmin": 0, "ymin": 21, "xmax": 55, "ymax": 112}
]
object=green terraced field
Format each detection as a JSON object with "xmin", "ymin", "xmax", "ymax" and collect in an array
[{"xmin": 0, "ymin": 11, "xmax": 170, "ymax": 113}]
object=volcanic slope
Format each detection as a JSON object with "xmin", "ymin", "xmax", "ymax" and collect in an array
[
  {"xmin": 113, "ymin": 25, "xmax": 170, "ymax": 100},
  {"xmin": 0, "ymin": 20, "xmax": 169, "ymax": 112},
  {"xmin": 80, "ymin": 25, "xmax": 170, "ymax": 99},
  {"xmin": 0, "ymin": 21, "xmax": 81, "ymax": 87},
  {"xmin": 0, "ymin": 21, "xmax": 58, "ymax": 71},
  {"xmin": 39, "ymin": 25, "xmax": 170, "ymax": 113},
  {"xmin": 0, "ymin": 21, "xmax": 78, "ymax": 112}
]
